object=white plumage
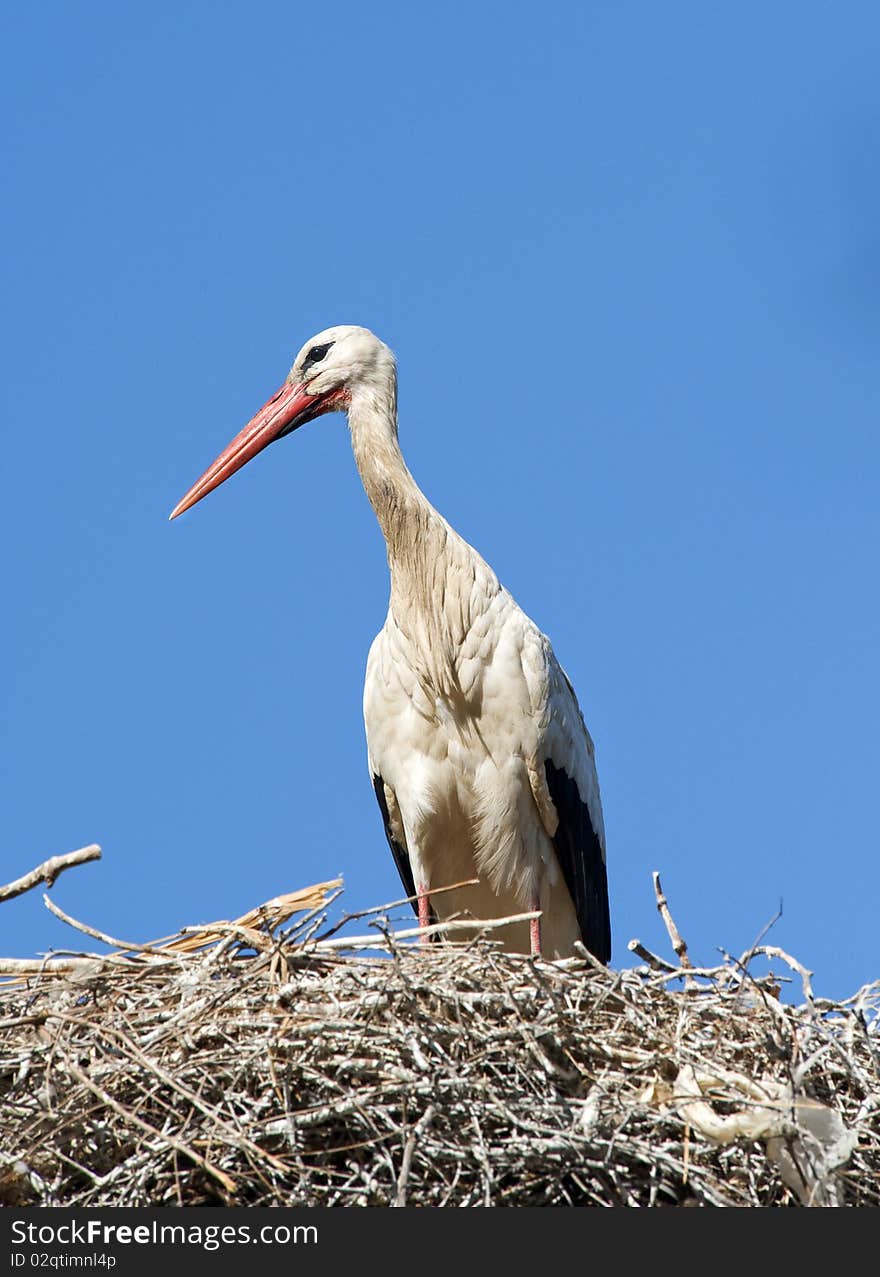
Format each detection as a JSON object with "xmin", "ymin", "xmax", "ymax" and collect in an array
[{"xmin": 171, "ymin": 325, "xmax": 610, "ymax": 961}]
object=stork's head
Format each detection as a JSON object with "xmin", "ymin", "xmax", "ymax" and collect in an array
[{"xmin": 170, "ymin": 324, "xmax": 395, "ymax": 519}]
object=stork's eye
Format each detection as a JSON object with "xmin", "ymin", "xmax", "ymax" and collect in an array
[{"xmin": 303, "ymin": 342, "xmax": 333, "ymax": 370}]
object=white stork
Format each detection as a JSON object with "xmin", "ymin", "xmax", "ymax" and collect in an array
[{"xmin": 171, "ymin": 326, "xmax": 610, "ymax": 961}]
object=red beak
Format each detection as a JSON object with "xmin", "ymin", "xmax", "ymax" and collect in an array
[{"xmin": 169, "ymin": 380, "xmax": 324, "ymax": 520}]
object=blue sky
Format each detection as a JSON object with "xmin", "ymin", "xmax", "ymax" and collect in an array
[{"xmin": 1, "ymin": 3, "xmax": 877, "ymax": 1000}]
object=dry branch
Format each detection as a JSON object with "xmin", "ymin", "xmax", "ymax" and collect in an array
[
  {"xmin": 653, "ymin": 871, "xmax": 692, "ymax": 969},
  {"xmin": 0, "ymin": 845, "xmax": 101, "ymax": 904}
]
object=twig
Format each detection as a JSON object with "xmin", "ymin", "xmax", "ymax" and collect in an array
[
  {"xmin": 0, "ymin": 845, "xmax": 101, "ymax": 904},
  {"xmin": 572, "ymin": 940, "xmax": 612, "ymax": 972},
  {"xmin": 741, "ymin": 901, "xmax": 784, "ymax": 963},
  {"xmin": 42, "ymin": 895, "xmax": 169, "ymax": 956},
  {"xmin": 749, "ymin": 945, "xmax": 814, "ymax": 1003},
  {"xmin": 0, "ymin": 956, "xmax": 106, "ymax": 978},
  {"xmin": 627, "ymin": 939, "xmax": 679, "ymax": 973},
  {"xmin": 310, "ymin": 910, "xmax": 540, "ymax": 952},
  {"xmin": 653, "ymin": 871, "xmax": 692, "ymax": 969},
  {"xmin": 394, "ymin": 1104, "xmax": 435, "ymax": 1206}
]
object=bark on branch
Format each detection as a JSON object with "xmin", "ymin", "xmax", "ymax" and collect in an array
[{"xmin": 0, "ymin": 845, "xmax": 101, "ymax": 904}]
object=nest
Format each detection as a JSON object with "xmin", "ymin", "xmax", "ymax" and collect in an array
[{"xmin": 0, "ymin": 851, "xmax": 878, "ymax": 1207}]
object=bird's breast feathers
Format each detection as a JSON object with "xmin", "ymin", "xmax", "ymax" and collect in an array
[{"xmin": 363, "ymin": 591, "xmax": 603, "ymax": 850}]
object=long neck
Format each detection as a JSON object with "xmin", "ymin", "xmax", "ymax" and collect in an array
[
  {"xmin": 348, "ymin": 380, "xmax": 500, "ymax": 678},
  {"xmin": 348, "ymin": 378, "xmax": 432, "ymax": 562}
]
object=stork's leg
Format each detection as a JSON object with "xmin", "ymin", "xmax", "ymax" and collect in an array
[
  {"xmin": 529, "ymin": 891, "xmax": 542, "ymax": 957},
  {"xmin": 417, "ymin": 887, "xmax": 432, "ymax": 945}
]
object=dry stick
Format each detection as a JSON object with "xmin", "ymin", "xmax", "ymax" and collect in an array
[
  {"xmin": 655, "ymin": 963, "xmax": 783, "ymax": 987},
  {"xmin": 282, "ymin": 888, "xmax": 346, "ymax": 942},
  {"xmin": 0, "ymin": 845, "xmax": 101, "ymax": 904},
  {"xmin": 393, "ymin": 1103, "xmax": 436, "ymax": 1207},
  {"xmin": 740, "ymin": 902, "xmax": 784, "ymax": 965},
  {"xmin": 42, "ymin": 895, "xmax": 170, "ymax": 957},
  {"xmin": 653, "ymin": 871, "xmax": 692, "ymax": 969},
  {"xmin": 311, "ymin": 910, "xmax": 540, "ymax": 952},
  {"xmin": 626, "ymin": 939, "xmax": 679, "ymax": 974},
  {"xmin": 0, "ymin": 956, "xmax": 105, "ymax": 978},
  {"xmin": 571, "ymin": 940, "xmax": 610, "ymax": 973},
  {"xmin": 716, "ymin": 903, "xmax": 797, "ymax": 1025},
  {"xmin": 729, "ymin": 904, "xmax": 786, "ymax": 995},
  {"xmin": 746, "ymin": 944, "xmax": 815, "ymax": 1003}
]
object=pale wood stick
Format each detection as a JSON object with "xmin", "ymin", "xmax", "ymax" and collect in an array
[
  {"xmin": 311, "ymin": 910, "xmax": 540, "ymax": 952},
  {"xmin": 747, "ymin": 944, "xmax": 815, "ymax": 1002},
  {"xmin": 627, "ymin": 938, "xmax": 679, "ymax": 973},
  {"xmin": 653, "ymin": 871, "xmax": 693, "ymax": 969},
  {"xmin": 0, "ymin": 845, "xmax": 101, "ymax": 904},
  {"xmin": 572, "ymin": 940, "xmax": 611, "ymax": 972},
  {"xmin": 0, "ymin": 957, "xmax": 105, "ymax": 977},
  {"xmin": 42, "ymin": 894, "xmax": 170, "ymax": 956},
  {"xmin": 394, "ymin": 1103, "xmax": 436, "ymax": 1207}
]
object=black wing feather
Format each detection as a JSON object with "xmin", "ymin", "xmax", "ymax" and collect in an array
[
  {"xmin": 544, "ymin": 759, "xmax": 611, "ymax": 963},
  {"xmin": 371, "ymin": 774, "xmax": 437, "ymax": 925}
]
